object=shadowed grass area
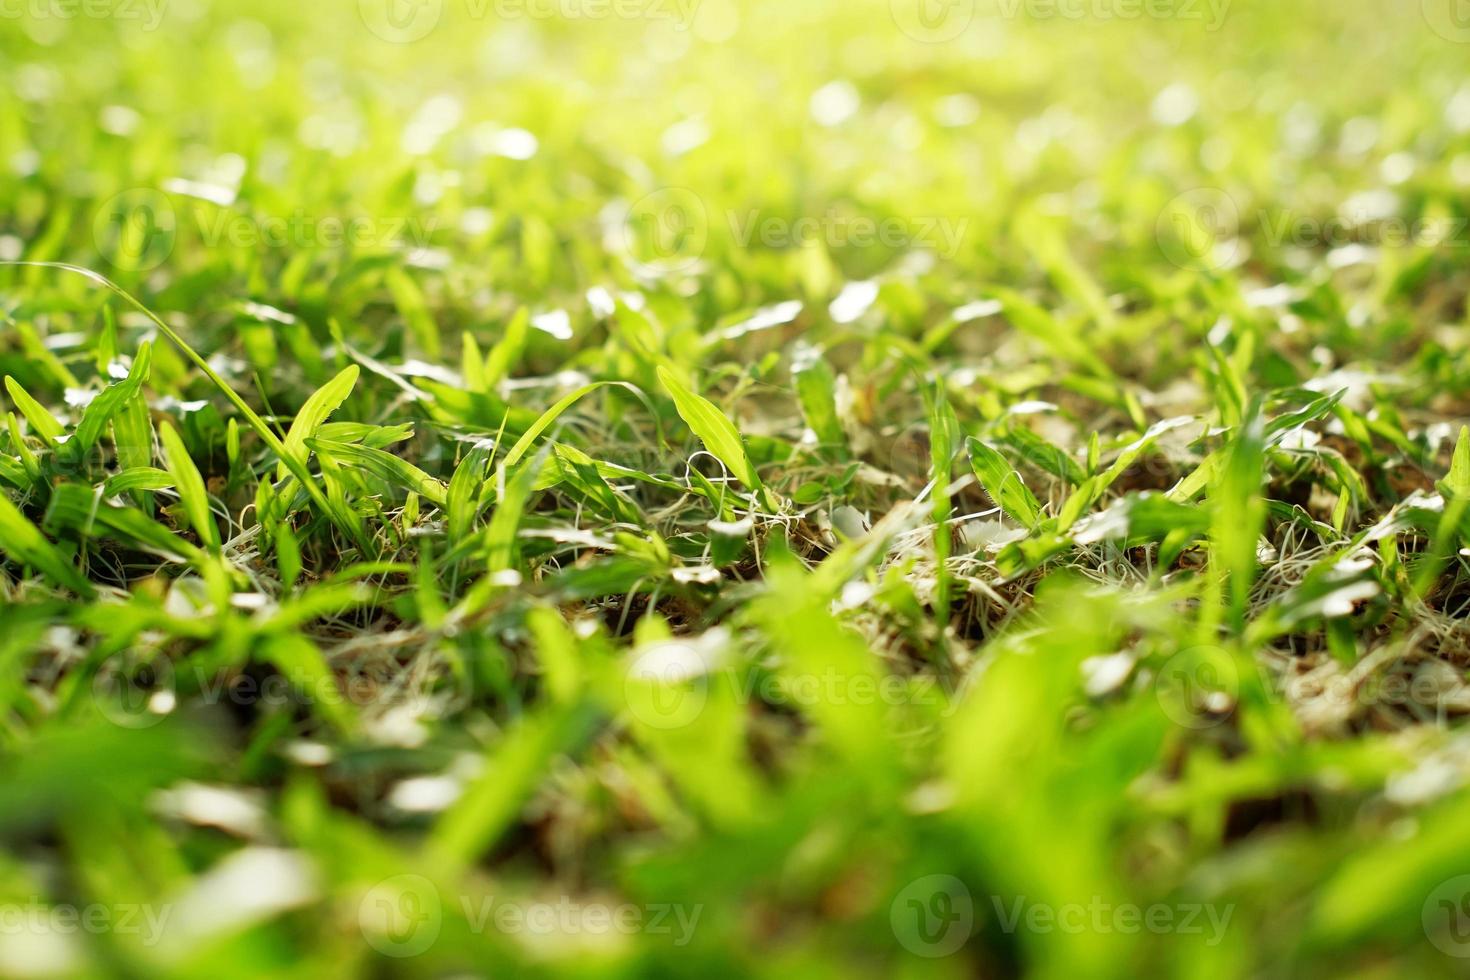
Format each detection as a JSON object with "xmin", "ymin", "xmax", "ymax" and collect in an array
[{"xmin": 3, "ymin": 0, "xmax": 1470, "ymax": 976}]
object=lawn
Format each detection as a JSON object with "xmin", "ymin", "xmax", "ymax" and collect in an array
[{"xmin": 3, "ymin": 0, "xmax": 1470, "ymax": 976}]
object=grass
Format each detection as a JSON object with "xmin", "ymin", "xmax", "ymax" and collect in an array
[{"xmin": 3, "ymin": 0, "xmax": 1470, "ymax": 975}]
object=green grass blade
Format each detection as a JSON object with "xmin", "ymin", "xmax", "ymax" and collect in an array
[
  {"xmin": 0, "ymin": 493, "xmax": 94, "ymax": 597},
  {"xmin": 158, "ymin": 420, "xmax": 221, "ymax": 554},
  {"xmin": 277, "ymin": 365, "xmax": 359, "ymax": 480},
  {"xmin": 308, "ymin": 437, "xmax": 448, "ymax": 508},
  {"xmin": 968, "ymin": 437, "xmax": 1044, "ymax": 528},
  {"xmin": 3, "ymin": 376, "xmax": 63, "ymax": 447},
  {"xmin": 656, "ymin": 365, "xmax": 766, "ymax": 502},
  {"xmin": 72, "ymin": 341, "xmax": 152, "ymax": 455}
]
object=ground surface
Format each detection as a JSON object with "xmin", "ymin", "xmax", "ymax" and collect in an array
[{"xmin": 3, "ymin": 0, "xmax": 1470, "ymax": 976}]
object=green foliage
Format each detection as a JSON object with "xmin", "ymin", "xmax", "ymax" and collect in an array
[
  {"xmin": 656, "ymin": 365, "xmax": 768, "ymax": 505},
  {"xmin": 968, "ymin": 437, "xmax": 1045, "ymax": 529},
  {"xmin": 1, "ymin": 2, "xmax": 1468, "ymax": 978}
]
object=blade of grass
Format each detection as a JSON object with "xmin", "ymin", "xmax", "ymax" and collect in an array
[
  {"xmin": 656, "ymin": 365, "xmax": 774, "ymax": 510},
  {"xmin": 158, "ymin": 421, "xmax": 221, "ymax": 554},
  {"xmin": 0, "ymin": 493, "xmax": 95, "ymax": 597},
  {"xmin": 1, "ymin": 263, "xmax": 367, "ymax": 548}
]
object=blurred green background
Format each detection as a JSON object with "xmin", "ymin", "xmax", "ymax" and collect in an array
[{"xmin": 4, "ymin": 0, "xmax": 1470, "ymax": 977}]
